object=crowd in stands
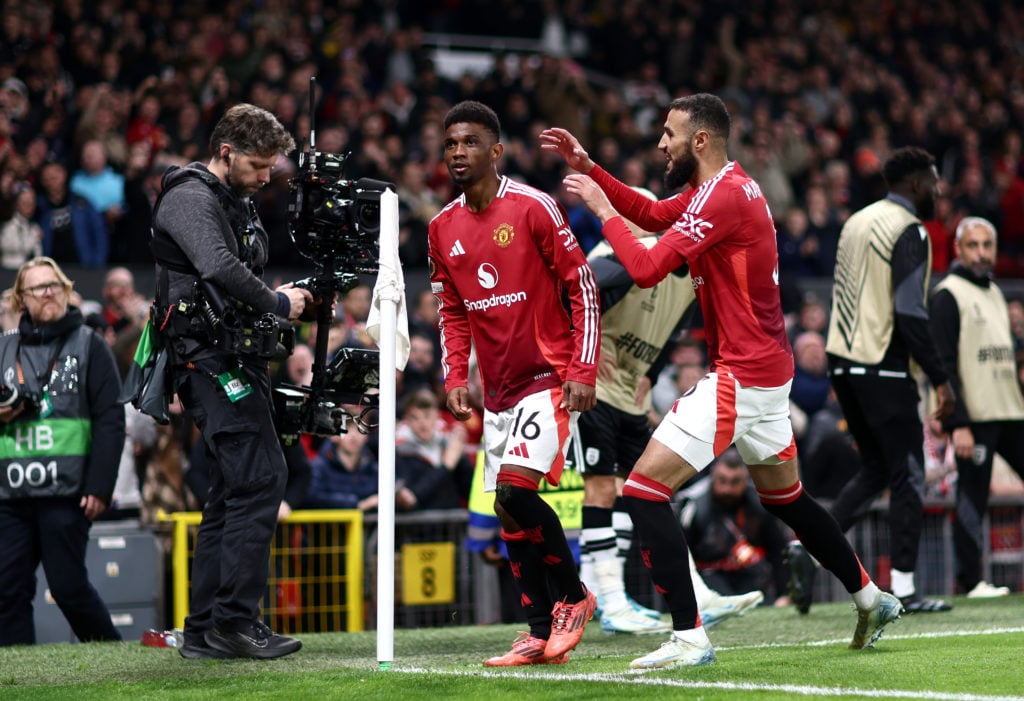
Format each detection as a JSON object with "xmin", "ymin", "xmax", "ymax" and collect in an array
[{"xmin": 3, "ymin": 0, "xmax": 1024, "ymax": 523}]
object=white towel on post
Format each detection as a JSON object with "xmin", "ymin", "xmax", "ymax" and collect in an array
[{"xmin": 366, "ymin": 188, "xmax": 410, "ymax": 371}]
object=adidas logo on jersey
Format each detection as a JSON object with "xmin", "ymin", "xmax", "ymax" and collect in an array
[
  {"xmin": 508, "ymin": 442, "xmax": 530, "ymax": 458},
  {"xmin": 449, "ymin": 240, "xmax": 466, "ymax": 257}
]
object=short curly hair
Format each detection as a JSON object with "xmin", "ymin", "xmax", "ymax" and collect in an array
[
  {"xmin": 208, "ymin": 103, "xmax": 296, "ymax": 159},
  {"xmin": 443, "ymin": 100, "xmax": 501, "ymax": 141},
  {"xmin": 882, "ymin": 146, "xmax": 935, "ymax": 189},
  {"xmin": 668, "ymin": 93, "xmax": 732, "ymax": 144}
]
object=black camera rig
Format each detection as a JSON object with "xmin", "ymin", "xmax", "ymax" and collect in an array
[{"xmin": 274, "ymin": 77, "xmax": 394, "ymax": 445}]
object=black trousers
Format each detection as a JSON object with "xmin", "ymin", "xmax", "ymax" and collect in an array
[
  {"xmin": 176, "ymin": 358, "xmax": 287, "ymax": 637},
  {"xmin": 829, "ymin": 371, "xmax": 926, "ymax": 573},
  {"xmin": 0, "ymin": 498, "xmax": 121, "ymax": 645},
  {"xmin": 953, "ymin": 420, "xmax": 1024, "ymax": 591}
]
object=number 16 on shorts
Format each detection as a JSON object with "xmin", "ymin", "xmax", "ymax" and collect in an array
[{"xmin": 485, "ymin": 387, "xmax": 576, "ymax": 479}]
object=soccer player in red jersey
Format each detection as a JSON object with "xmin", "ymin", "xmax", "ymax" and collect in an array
[
  {"xmin": 540, "ymin": 93, "xmax": 902, "ymax": 669},
  {"xmin": 428, "ymin": 101, "xmax": 600, "ymax": 666}
]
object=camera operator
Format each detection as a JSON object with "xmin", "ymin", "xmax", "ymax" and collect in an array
[
  {"xmin": 0, "ymin": 257, "xmax": 125, "ymax": 646},
  {"xmin": 150, "ymin": 103, "xmax": 312, "ymax": 660}
]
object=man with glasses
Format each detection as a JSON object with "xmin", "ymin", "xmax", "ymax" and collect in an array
[{"xmin": 0, "ymin": 257, "xmax": 125, "ymax": 646}]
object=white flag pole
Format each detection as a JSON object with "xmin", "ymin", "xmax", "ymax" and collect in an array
[{"xmin": 374, "ymin": 188, "xmax": 401, "ymax": 670}]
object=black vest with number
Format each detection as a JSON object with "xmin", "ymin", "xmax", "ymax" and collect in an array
[{"xmin": 0, "ymin": 319, "xmax": 93, "ymax": 500}]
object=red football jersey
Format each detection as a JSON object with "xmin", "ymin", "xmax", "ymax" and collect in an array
[
  {"xmin": 428, "ymin": 176, "xmax": 600, "ymax": 412},
  {"xmin": 590, "ymin": 162, "xmax": 793, "ymax": 387}
]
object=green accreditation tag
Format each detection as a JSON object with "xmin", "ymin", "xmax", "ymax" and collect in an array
[
  {"xmin": 217, "ymin": 368, "xmax": 253, "ymax": 403},
  {"xmin": 38, "ymin": 391, "xmax": 53, "ymax": 419}
]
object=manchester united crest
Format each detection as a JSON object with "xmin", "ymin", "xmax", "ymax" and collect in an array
[{"xmin": 493, "ymin": 223, "xmax": 515, "ymax": 248}]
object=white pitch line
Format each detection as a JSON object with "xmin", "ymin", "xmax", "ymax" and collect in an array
[
  {"xmin": 398, "ymin": 626, "xmax": 1024, "ymax": 701},
  {"xmin": 717, "ymin": 625, "xmax": 1024, "ymax": 651},
  {"xmin": 399, "ymin": 667, "xmax": 1024, "ymax": 701}
]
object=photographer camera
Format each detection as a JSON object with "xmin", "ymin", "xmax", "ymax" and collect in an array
[
  {"xmin": 150, "ymin": 103, "xmax": 312, "ymax": 660},
  {"xmin": 0, "ymin": 257, "xmax": 125, "ymax": 646}
]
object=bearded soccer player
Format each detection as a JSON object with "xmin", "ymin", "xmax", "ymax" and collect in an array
[
  {"xmin": 540, "ymin": 93, "xmax": 902, "ymax": 670},
  {"xmin": 428, "ymin": 101, "xmax": 600, "ymax": 666}
]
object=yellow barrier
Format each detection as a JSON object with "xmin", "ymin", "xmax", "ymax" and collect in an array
[{"xmin": 163, "ymin": 509, "xmax": 364, "ymax": 633}]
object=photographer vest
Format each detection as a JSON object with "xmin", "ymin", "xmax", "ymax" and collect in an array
[
  {"xmin": 826, "ymin": 199, "xmax": 929, "ymax": 364},
  {"xmin": 933, "ymin": 274, "xmax": 1024, "ymax": 422},
  {"xmin": 0, "ymin": 326, "xmax": 94, "ymax": 500},
  {"xmin": 149, "ymin": 164, "xmax": 288, "ymax": 360},
  {"xmin": 589, "ymin": 237, "xmax": 695, "ymax": 415},
  {"xmin": 150, "ymin": 164, "xmax": 262, "ymax": 284}
]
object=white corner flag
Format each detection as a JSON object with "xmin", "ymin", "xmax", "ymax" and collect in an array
[
  {"xmin": 367, "ymin": 187, "xmax": 405, "ymax": 670},
  {"xmin": 366, "ymin": 188, "xmax": 410, "ymax": 371}
]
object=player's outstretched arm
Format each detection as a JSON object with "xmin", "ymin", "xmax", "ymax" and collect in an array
[{"xmin": 539, "ymin": 127, "xmax": 595, "ymax": 174}]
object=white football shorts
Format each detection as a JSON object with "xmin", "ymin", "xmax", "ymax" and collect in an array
[
  {"xmin": 482, "ymin": 386, "xmax": 578, "ymax": 491},
  {"xmin": 652, "ymin": 371, "xmax": 796, "ymax": 470}
]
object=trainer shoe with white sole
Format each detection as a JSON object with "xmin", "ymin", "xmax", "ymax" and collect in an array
[
  {"xmin": 627, "ymin": 595, "xmax": 663, "ymax": 620},
  {"xmin": 600, "ymin": 606, "xmax": 671, "ymax": 634},
  {"xmin": 966, "ymin": 581, "xmax": 1010, "ymax": 598},
  {"xmin": 483, "ymin": 632, "xmax": 569, "ymax": 666},
  {"xmin": 850, "ymin": 591, "xmax": 903, "ymax": 649},
  {"xmin": 544, "ymin": 588, "xmax": 598, "ymax": 659},
  {"xmin": 629, "ymin": 633, "xmax": 717, "ymax": 670},
  {"xmin": 596, "ymin": 593, "xmax": 662, "ymax": 621},
  {"xmin": 701, "ymin": 589, "xmax": 765, "ymax": 629}
]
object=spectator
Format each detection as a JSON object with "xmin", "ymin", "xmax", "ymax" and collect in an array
[
  {"xmin": 395, "ymin": 388, "xmax": 473, "ymax": 511},
  {"xmin": 776, "ymin": 206, "xmax": 818, "ymax": 315},
  {"xmin": 799, "ymin": 389, "xmax": 862, "ymax": 500},
  {"xmin": 166, "ymin": 101, "xmax": 207, "ymax": 164},
  {"xmin": 69, "ymin": 139, "xmax": 125, "ymax": 232},
  {"xmin": 71, "ymin": 85, "xmax": 129, "ymax": 172},
  {"xmin": 923, "ymin": 195, "xmax": 957, "ymax": 274},
  {"xmin": 1, "ymin": 77, "xmax": 32, "ymax": 150},
  {"xmin": 115, "ymin": 150, "xmax": 169, "ymax": 265},
  {"xmin": 803, "ymin": 185, "xmax": 843, "ymax": 278},
  {"xmin": 680, "ymin": 450, "xmax": 791, "ymax": 605},
  {"xmin": 35, "ymin": 161, "xmax": 108, "ymax": 268},
  {"xmin": 100, "ymin": 266, "xmax": 148, "ymax": 335},
  {"xmin": 1008, "ymin": 296, "xmax": 1024, "ymax": 358},
  {"xmin": 305, "ymin": 427, "xmax": 380, "ymax": 511},
  {"xmin": 125, "ymin": 92, "xmax": 169, "ymax": 164},
  {"xmin": 339, "ymin": 284, "xmax": 373, "ymax": 348},
  {"xmin": 738, "ymin": 131, "xmax": 794, "ymax": 220},
  {"xmin": 560, "ymin": 178, "xmax": 604, "ymax": 255},
  {"xmin": 650, "ymin": 336, "xmax": 707, "ymax": 418},
  {"xmin": 0, "ymin": 288, "xmax": 18, "ymax": 332},
  {"xmin": 398, "ymin": 330, "xmax": 442, "ymax": 401},
  {"xmin": 790, "ymin": 331, "xmax": 831, "ymax": 421},
  {"xmin": 0, "ymin": 181, "xmax": 42, "ymax": 269},
  {"xmin": 789, "ymin": 294, "xmax": 830, "ymax": 339}
]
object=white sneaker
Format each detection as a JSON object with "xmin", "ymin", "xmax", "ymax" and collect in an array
[
  {"xmin": 627, "ymin": 594, "xmax": 663, "ymax": 620},
  {"xmin": 850, "ymin": 591, "xmax": 903, "ymax": 649},
  {"xmin": 701, "ymin": 590, "xmax": 764, "ymax": 629},
  {"xmin": 966, "ymin": 581, "xmax": 1010, "ymax": 598},
  {"xmin": 600, "ymin": 606, "xmax": 671, "ymax": 635},
  {"xmin": 629, "ymin": 633, "xmax": 716, "ymax": 670}
]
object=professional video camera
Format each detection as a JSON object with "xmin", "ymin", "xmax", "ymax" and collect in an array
[
  {"xmin": 288, "ymin": 149, "xmax": 391, "ymax": 276},
  {"xmin": 274, "ymin": 77, "xmax": 394, "ymax": 444}
]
